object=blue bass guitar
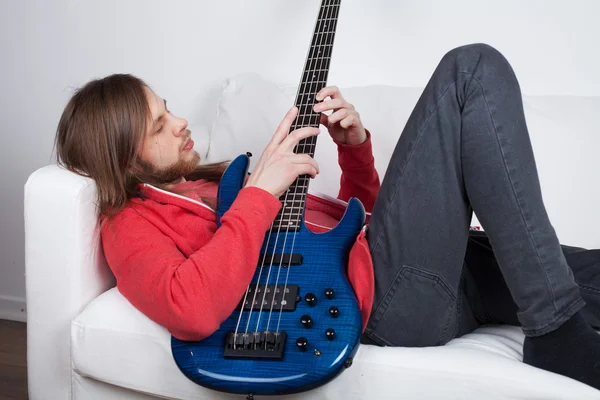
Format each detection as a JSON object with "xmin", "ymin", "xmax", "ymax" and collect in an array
[{"xmin": 172, "ymin": 0, "xmax": 365, "ymax": 397}]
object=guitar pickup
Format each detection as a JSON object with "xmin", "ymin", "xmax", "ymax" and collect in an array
[
  {"xmin": 238, "ymin": 284, "xmax": 299, "ymax": 312},
  {"xmin": 259, "ymin": 253, "xmax": 303, "ymax": 267}
]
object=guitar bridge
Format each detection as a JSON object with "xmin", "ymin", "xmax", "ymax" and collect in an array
[{"xmin": 223, "ymin": 330, "xmax": 287, "ymax": 360}]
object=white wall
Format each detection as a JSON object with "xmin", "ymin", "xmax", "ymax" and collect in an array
[{"xmin": 2, "ymin": 0, "xmax": 599, "ymax": 321}]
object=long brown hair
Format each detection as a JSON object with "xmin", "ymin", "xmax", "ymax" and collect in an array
[{"xmin": 54, "ymin": 74, "xmax": 227, "ymax": 218}]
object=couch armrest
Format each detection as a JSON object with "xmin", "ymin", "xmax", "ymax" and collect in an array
[{"xmin": 25, "ymin": 165, "xmax": 116, "ymax": 400}]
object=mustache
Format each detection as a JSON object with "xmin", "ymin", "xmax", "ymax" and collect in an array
[{"xmin": 181, "ymin": 129, "xmax": 192, "ymax": 150}]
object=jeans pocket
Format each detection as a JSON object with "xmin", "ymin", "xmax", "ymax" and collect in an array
[{"xmin": 367, "ymin": 265, "xmax": 457, "ymax": 347}]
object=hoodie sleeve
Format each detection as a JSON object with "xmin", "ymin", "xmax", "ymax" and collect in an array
[
  {"xmin": 335, "ymin": 130, "xmax": 381, "ymax": 217},
  {"xmin": 101, "ymin": 186, "xmax": 281, "ymax": 341}
]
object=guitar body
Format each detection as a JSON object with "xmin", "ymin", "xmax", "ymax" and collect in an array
[{"xmin": 171, "ymin": 154, "xmax": 365, "ymax": 396}]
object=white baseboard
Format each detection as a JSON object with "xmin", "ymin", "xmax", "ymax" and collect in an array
[{"xmin": 0, "ymin": 294, "xmax": 27, "ymax": 322}]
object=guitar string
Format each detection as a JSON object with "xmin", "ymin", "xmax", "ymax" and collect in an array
[
  {"xmin": 272, "ymin": 0, "xmax": 339, "ymax": 335},
  {"xmin": 257, "ymin": 0, "xmax": 334, "ymax": 339},
  {"xmin": 249, "ymin": 1, "xmax": 331, "ymax": 340},
  {"xmin": 232, "ymin": 223, "xmax": 275, "ymax": 348}
]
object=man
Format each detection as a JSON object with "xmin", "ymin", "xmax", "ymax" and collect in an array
[{"xmin": 55, "ymin": 43, "xmax": 600, "ymax": 390}]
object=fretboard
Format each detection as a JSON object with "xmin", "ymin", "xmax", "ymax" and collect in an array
[{"xmin": 273, "ymin": 0, "xmax": 341, "ymax": 232}]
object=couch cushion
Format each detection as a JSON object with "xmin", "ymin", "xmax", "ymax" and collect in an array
[{"xmin": 71, "ymin": 288, "xmax": 600, "ymax": 399}]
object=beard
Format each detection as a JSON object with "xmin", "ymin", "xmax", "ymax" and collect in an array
[{"xmin": 133, "ymin": 150, "xmax": 201, "ymax": 186}]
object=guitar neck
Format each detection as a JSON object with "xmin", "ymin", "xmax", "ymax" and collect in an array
[{"xmin": 274, "ymin": 0, "xmax": 342, "ymax": 231}]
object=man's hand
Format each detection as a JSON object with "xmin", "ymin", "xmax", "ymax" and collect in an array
[
  {"xmin": 314, "ymin": 86, "xmax": 367, "ymax": 146},
  {"xmin": 246, "ymin": 107, "xmax": 320, "ymax": 198}
]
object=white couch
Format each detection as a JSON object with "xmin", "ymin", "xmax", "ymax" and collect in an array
[{"xmin": 25, "ymin": 75, "xmax": 600, "ymax": 399}]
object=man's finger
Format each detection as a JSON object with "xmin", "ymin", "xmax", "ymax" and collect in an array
[
  {"xmin": 270, "ymin": 107, "xmax": 299, "ymax": 147},
  {"xmin": 314, "ymin": 98, "xmax": 348, "ymax": 113},
  {"xmin": 316, "ymin": 86, "xmax": 342, "ymax": 101},
  {"xmin": 281, "ymin": 127, "xmax": 320, "ymax": 151}
]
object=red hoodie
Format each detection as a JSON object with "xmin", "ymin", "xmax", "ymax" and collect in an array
[{"xmin": 101, "ymin": 133, "xmax": 380, "ymax": 341}]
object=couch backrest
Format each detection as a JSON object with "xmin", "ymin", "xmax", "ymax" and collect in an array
[{"xmin": 204, "ymin": 74, "xmax": 600, "ymax": 249}]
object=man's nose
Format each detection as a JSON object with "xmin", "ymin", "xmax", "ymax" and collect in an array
[{"xmin": 173, "ymin": 118, "xmax": 188, "ymax": 136}]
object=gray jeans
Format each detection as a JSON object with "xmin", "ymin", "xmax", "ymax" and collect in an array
[{"xmin": 363, "ymin": 43, "xmax": 599, "ymax": 347}]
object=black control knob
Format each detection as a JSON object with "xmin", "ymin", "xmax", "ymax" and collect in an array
[
  {"xmin": 296, "ymin": 337, "xmax": 309, "ymax": 352},
  {"xmin": 329, "ymin": 306, "xmax": 340, "ymax": 318},
  {"xmin": 325, "ymin": 328, "xmax": 336, "ymax": 341},
  {"xmin": 325, "ymin": 288, "xmax": 335, "ymax": 299},
  {"xmin": 300, "ymin": 314, "xmax": 313, "ymax": 328},
  {"xmin": 304, "ymin": 292, "xmax": 317, "ymax": 307}
]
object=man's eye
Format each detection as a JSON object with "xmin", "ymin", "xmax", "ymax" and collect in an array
[{"xmin": 156, "ymin": 126, "xmax": 163, "ymax": 133}]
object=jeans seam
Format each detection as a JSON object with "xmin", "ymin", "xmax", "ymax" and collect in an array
[
  {"xmin": 523, "ymin": 297, "xmax": 585, "ymax": 336},
  {"xmin": 456, "ymin": 71, "xmax": 559, "ymax": 315},
  {"xmin": 363, "ymin": 328, "xmax": 391, "ymax": 346},
  {"xmin": 579, "ymin": 284, "xmax": 600, "ymax": 295},
  {"xmin": 366, "ymin": 265, "xmax": 456, "ymax": 346},
  {"xmin": 370, "ymin": 79, "xmax": 459, "ymax": 255},
  {"xmin": 367, "ymin": 266, "xmax": 404, "ymax": 334}
]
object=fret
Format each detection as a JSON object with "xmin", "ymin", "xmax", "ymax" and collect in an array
[
  {"xmin": 278, "ymin": 206, "xmax": 306, "ymax": 211},
  {"xmin": 308, "ymin": 51, "xmax": 332, "ymax": 59},
  {"xmin": 281, "ymin": 193, "xmax": 309, "ymax": 200},
  {"xmin": 296, "ymin": 98, "xmax": 324, "ymax": 107},
  {"xmin": 278, "ymin": 199, "xmax": 306, "ymax": 206},
  {"xmin": 291, "ymin": 121, "xmax": 318, "ymax": 129},
  {"xmin": 278, "ymin": 202, "xmax": 306, "ymax": 208},
  {"xmin": 277, "ymin": 207, "xmax": 305, "ymax": 213},
  {"xmin": 310, "ymin": 37, "xmax": 334, "ymax": 48},
  {"xmin": 275, "ymin": 210, "xmax": 304, "ymax": 216},
  {"xmin": 270, "ymin": 226, "xmax": 301, "ymax": 231},
  {"xmin": 296, "ymin": 93, "xmax": 318, "ymax": 104},
  {"xmin": 300, "ymin": 71, "xmax": 327, "ymax": 77},
  {"xmin": 307, "ymin": 50, "xmax": 332, "ymax": 59},
  {"xmin": 273, "ymin": 220, "xmax": 303, "ymax": 226},
  {"xmin": 296, "ymin": 99, "xmax": 323, "ymax": 108},
  {"xmin": 275, "ymin": 216, "xmax": 303, "ymax": 223},
  {"xmin": 292, "ymin": 147, "xmax": 316, "ymax": 156},
  {"xmin": 280, "ymin": 191, "xmax": 309, "ymax": 199},
  {"xmin": 293, "ymin": 110, "xmax": 319, "ymax": 118},
  {"xmin": 306, "ymin": 53, "xmax": 331, "ymax": 63},
  {"xmin": 291, "ymin": 124, "xmax": 318, "ymax": 131},
  {"xmin": 291, "ymin": 123, "xmax": 318, "ymax": 130},
  {"xmin": 298, "ymin": 83, "xmax": 327, "ymax": 95},
  {"xmin": 291, "ymin": 116, "xmax": 319, "ymax": 124},
  {"xmin": 299, "ymin": 76, "xmax": 327, "ymax": 84},
  {"xmin": 273, "ymin": 219, "xmax": 303, "ymax": 226},
  {"xmin": 283, "ymin": 186, "xmax": 311, "ymax": 193},
  {"xmin": 292, "ymin": 113, "xmax": 320, "ymax": 119},
  {"xmin": 282, "ymin": 187, "xmax": 310, "ymax": 193},
  {"xmin": 273, "ymin": 214, "xmax": 302, "ymax": 221},
  {"xmin": 290, "ymin": 124, "xmax": 320, "ymax": 132},
  {"xmin": 280, "ymin": 197, "xmax": 306, "ymax": 203}
]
